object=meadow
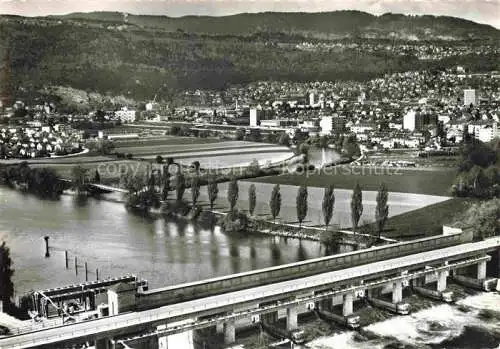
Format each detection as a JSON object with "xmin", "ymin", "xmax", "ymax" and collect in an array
[{"xmin": 252, "ymin": 166, "xmax": 457, "ymax": 196}]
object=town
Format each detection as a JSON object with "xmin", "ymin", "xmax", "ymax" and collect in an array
[
  {"xmin": 0, "ymin": 7, "xmax": 499, "ymax": 349},
  {"xmin": 1, "ymin": 67, "xmax": 499, "ymax": 163}
]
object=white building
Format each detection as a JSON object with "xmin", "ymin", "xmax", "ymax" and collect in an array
[
  {"xmin": 463, "ymin": 89, "xmax": 476, "ymax": 106},
  {"xmin": 403, "ymin": 110, "xmax": 416, "ymax": 131},
  {"xmin": 309, "ymin": 92, "xmax": 315, "ymax": 107},
  {"xmin": 468, "ymin": 122, "xmax": 498, "ymax": 143},
  {"xmin": 250, "ymin": 108, "xmax": 259, "ymax": 127},
  {"xmin": 115, "ymin": 107, "xmax": 136, "ymax": 123},
  {"xmin": 320, "ymin": 116, "xmax": 333, "ymax": 135},
  {"xmin": 350, "ymin": 122, "xmax": 376, "ymax": 135},
  {"xmin": 145, "ymin": 102, "xmax": 160, "ymax": 111}
]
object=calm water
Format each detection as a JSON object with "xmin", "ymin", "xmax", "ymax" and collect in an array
[{"xmin": 0, "ymin": 187, "xmax": 323, "ymax": 297}]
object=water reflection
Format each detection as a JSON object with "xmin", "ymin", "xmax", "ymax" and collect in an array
[
  {"xmin": 209, "ymin": 233, "xmax": 220, "ymax": 273},
  {"xmin": 297, "ymin": 241, "xmax": 308, "ymax": 261},
  {"xmin": 270, "ymin": 241, "xmax": 282, "ymax": 264},
  {"xmin": 0, "ymin": 187, "xmax": 325, "ymax": 295}
]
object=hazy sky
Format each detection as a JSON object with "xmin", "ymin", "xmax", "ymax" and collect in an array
[{"xmin": 1, "ymin": 0, "xmax": 499, "ymax": 28}]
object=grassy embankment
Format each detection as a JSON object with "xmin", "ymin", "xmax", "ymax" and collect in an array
[{"xmin": 251, "ymin": 166, "xmax": 469, "ymax": 239}]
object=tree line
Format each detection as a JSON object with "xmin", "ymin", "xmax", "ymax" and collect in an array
[
  {"xmin": 452, "ymin": 137, "xmax": 499, "ymax": 199},
  {"xmin": 162, "ymin": 170, "xmax": 390, "ymax": 238},
  {"xmin": 0, "ymin": 162, "xmax": 65, "ymax": 199}
]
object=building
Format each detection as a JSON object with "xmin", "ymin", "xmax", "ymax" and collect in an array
[
  {"xmin": 403, "ymin": 110, "xmax": 416, "ymax": 131},
  {"xmin": 404, "ymin": 110, "xmax": 437, "ymax": 132},
  {"xmin": 320, "ymin": 115, "xmax": 347, "ymax": 135},
  {"xmin": 350, "ymin": 122, "xmax": 376, "ymax": 135},
  {"xmin": 249, "ymin": 107, "xmax": 271, "ymax": 127},
  {"xmin": 115, "ymin": 107, "xmax": 136, "ymax": 123},
  {"xmin": 468, "ymin": 121, "xmax": 498, "ymax": 143},
  {"xmin": 319, "ymin": 116, "xmax": 333, "ymax": 135},
  {"xmin": 464, "ymin": 89, "xmax": 476, "ymax": 106},
  {"xmin": 309, "ymin": 92, "xmax": 315, "ymax": 107},
  {"xmin": 249, "ymin": 108, "xmax": 260, "ymax": 127}
]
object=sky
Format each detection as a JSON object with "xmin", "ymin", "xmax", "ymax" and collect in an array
[{"xmin": 1, "ymin": 0, "xmax": 499, "ymax": 28}]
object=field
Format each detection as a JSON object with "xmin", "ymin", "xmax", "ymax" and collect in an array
[
  {"xmin": 115, "ymin": 140, "xmax": 294, "ymax": 169},
  {"xmin": 251, "ymin": 166, "xmax": 457, "ymax": 196},
  {"xmin": 112, "ymin": 136, "xmax": 219, "ymax": 149},
  {"xmin": 195, "ymin": 181, "xmax": 451, "ymax": 230},
  {"xmin": 4, "ymin": 138, "xmax": 294, "ymax": 182}
]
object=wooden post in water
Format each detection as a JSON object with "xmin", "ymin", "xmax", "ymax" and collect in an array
[
  {"xmin": 85, "ymin": 262, "xmax": 88, "ymax": 282},
  {"xmin": 44, "ymin": 236, "xmax": 50, "ymax": 257},
  {"xmin": 65, "ymin": 251, "xmax": 68, "ymax": 269},
  {"xmin": 75, "ymin": 257, "xmax": 78, "ymax": 275},
  {"xmin": 96, "ymin": 269, "xmax": 99, "ymax": 281}
]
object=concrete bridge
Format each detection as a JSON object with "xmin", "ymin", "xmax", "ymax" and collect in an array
[{"xmin": 0, "ymin": 235, "xmax": 499, "ymax": 349}]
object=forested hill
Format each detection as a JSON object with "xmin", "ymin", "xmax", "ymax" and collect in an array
[
  {"xmin": 52, "ymin": 11, "xmax": 500, "ymax": 40},
  {"xmin": 0, "ymin": 11, "xmax": 498, "ymax": 103}
]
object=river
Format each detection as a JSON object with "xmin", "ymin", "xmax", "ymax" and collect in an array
[
  {"xmin": 307, "ymin": 292, "xmax": 500, "ymax": 349},
  {"xmin": 0, "ymin": 187, "xmax": 323, "ymax": 297}
]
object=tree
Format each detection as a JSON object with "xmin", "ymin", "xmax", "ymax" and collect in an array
[
  {"xmin": 71, "ymin": 165, "xmax": 88, "ymax": 196},
  {"xmin": 227, "ymin": 177, "xmax": 239, "ymax": 215},
  {"xmin": 296, "ymin": 185, "xmax": 308, "ymax": 227},
  {"xmin": 247, "ymin": 159, "xmax": 260, "ymax": 174},
  {"xmin": 299, "ymin": 143, "xmax": 309, "ymax": 163},
  {"xmin": 0, "ymin": 241, "xmax": 14, "ymax": 309},
  {"xmin": 207, "ymin": 177, "xmax": 219, "ymax": 210},
  {"xmin": 375, "ymin": 183, "xmax": 389, "ymax": 239},
  {"xmin": 191, "ymin": 174, "xmax": 201, "ymax": 206},
  {"xmin": 279, "ymin": 133, "xmax": 291, "ymax": 147},
  {"xmin": 248, "ymin": 184, "xmax": 257, "ymax": 216},
  {"xmin": 93, "ymin": 169, "xmax": 101, "ymax": 183},
  {"xmin": 161, "ymin": 165, "xmax": 170, "ymax": 201},
  {"xmin": 343, "ymin": 135, "xmax": 361, "ymax": 159},
  {"xmin": 351, "ymin": 183, "xmax": 363, "ymax": 233},
  {"xmin": 191, "ymin": 161, "xmax": 201, "ymax": 173},
  {"xmin": 176, "ymin": 173, "xmax": 185, "ymax": 202},
  {"xmin": 235, "ymin": 129, "xmax": 245, "ymax": 141},
  {"xmin": 459, "ymin": 198, "xmax": 500, "ymax": 240},
  {"xmin": 322, "ymin": 184, "xmax": 335, "ymax": 229},
  {"xmin": 319, "ymin": 136, "xmax": 330, "ymax": 149},
  {"xmin": 156, "ymin": 155, "xmax": 164, "ymax": 164},
  {"xmin": 269, "ymin": 184, "xmax": 281, "ymax": 223}
]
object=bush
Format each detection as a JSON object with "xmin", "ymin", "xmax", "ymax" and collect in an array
[{"xmin": 220, "ymin": 209, "xmax": 249, "ymax": 233}]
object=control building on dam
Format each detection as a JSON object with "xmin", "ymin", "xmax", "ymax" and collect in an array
[{"xmin": 1, "ymin": 229, "xmax": 499, "ymax": 349}]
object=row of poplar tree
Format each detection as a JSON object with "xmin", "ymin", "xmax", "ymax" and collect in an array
[{"xmin": 178, "ymin": 174, "xmax": 389, "ymax": 237}]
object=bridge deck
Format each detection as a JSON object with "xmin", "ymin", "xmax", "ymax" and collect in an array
[{"xmin": 1, "ymin": 237, "xmax": 499, "ymax": 349}]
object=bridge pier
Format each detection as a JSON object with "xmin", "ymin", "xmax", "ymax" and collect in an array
[
  {"xmin": 224, "ymin": 319, "xmax": 236, "ymax": 344},
  {"xmin": 216, "ymin": 321, "xmax": 224, "ymax": 334},
  {"xmin": 262, "ymin": 310, "xmax": 278, "ymax": 324},
  {"xmin": 477, "ymin": 260, "xmax": 487, "ymax": 280},
  {"xmin": 392, "ymin": 281, "xmax": 403, "ymax": 304},
  {"xmin": 316, "ymin": 298, "xmax": 330, "ymax": 311},
  {"xmin": 342, "ymin": 292, "xmax": 354, "ymax": 317},
  {"xmin": 286, "ymin": 305, "xmax": 298, "ymax": 331},
  {"xmin": 95, "ymin": 338, "xmax": 115, "ymax": 349},
  {"xmin": 158, "ymin": 334, "xmax": 168, "ymax": 349},
  {"xmin": 452, "ymin": 257, "xmax": 494, "ymax": 291},
  {"xmin": 437, "ymin": 270, "xmax": 448, "ymax": 292}
]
